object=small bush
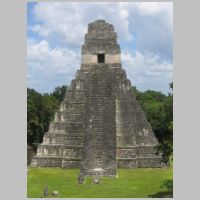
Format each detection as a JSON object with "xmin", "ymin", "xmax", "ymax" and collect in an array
[{"xmin": 161, "ymin": 178, "xmax": 173, "ymax": 194}]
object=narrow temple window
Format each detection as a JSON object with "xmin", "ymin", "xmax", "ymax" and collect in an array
[{"xmin": 97, "ymin": 54, "xmax": 105, "ymax": 63}]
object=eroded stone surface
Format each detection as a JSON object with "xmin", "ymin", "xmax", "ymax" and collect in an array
[{"xmin": 31, "ymin": 20, "xmax": 163, "ymax": 176}]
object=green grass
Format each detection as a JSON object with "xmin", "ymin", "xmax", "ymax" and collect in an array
[{"xmin": 27, "ymin": 167, "xmax": 172, "ymax": 198}]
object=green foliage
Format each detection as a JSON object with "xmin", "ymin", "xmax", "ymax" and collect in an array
[
  {"xmin": 51, "ymin": 85, "xmax": 68, "ymax": 102},
  {"xmin": 27, "ymin": 86, "xmax": 67, "ymax": 146},
  {"xmin": 133, "ymin": 83, "xmax": 173, "ymax": 163},
  {"xmin": 41, "ymin": 94, "xmax": 59, "ymax": 132},
  {"xmin": 27, "ymin": 168, "xmax": 172, "ymax": 198},
  {"xmin": 161, "ymin": 178, "xmax": 173, "ymax": 194},
  {"xmin": 27, "ymin": 89, "xmax": 44, "ymax": 144}
]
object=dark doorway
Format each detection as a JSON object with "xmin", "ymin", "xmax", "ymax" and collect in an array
[{"xmin": 97, "ymin": 54, "xmax": 105, "ymax": 63}]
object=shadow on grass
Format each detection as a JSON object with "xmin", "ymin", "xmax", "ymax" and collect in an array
[{"xmin": 148, "ymin": 191, "xmax": 173, "ymax": 198}]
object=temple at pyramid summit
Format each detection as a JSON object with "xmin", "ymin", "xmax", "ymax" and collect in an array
[{"xmin": 31, "ymin": 20, "xmax": 164, "ymax": 176}]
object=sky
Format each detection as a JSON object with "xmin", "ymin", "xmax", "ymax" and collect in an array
[{"xmin": 27, "ymin": 2, "xmax": 173, "ymax": 94}]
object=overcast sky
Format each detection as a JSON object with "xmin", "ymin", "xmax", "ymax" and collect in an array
[{"xmin": 27, "ymin": 2, "xmax": 173, "ymax": 94}]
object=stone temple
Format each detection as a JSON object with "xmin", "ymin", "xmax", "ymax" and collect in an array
[{"xmin": 31, "ymin": 20, "xmax": 163, "ymax": 176}]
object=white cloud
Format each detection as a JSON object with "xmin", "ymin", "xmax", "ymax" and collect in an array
[
  {"xmin": 119, "ymin": 2, "xmax": 173, "ymax": 61},
  {"xmin": 30, "ymin": 2, "xmax": 134, "ymax": 46},
  {"xmin": 135, "ymin": 2, "xmax": 172, "ymax": 15},
  {"xmin": 121, "ymin": 50, "xmax": 173, "ymax": 93},
  {"xmin": 27, "ymin": 2, "xmax": 173, "ymax": 94},
  {"xmin": 27, "ymin": 40, "xmax": 80, "ymax": 92},
  {"xmin": 29, "ymin": 2, "xmax": 172, "ymax": 60},
  {"xmin": 30, "ymin": 3, "xmax": 87, "ymax": 47},
  {"xmin": 27, "ymin": 41, "xmax": 173, "ymax": 94},
  {"xmin": 29, "ymin": 24, "xmax": 50, "ymax": 37}
]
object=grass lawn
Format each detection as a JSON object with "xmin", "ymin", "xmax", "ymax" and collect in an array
[{"xmin": 27, "ymin": 166, "xmax": 173, "ymax": 198}]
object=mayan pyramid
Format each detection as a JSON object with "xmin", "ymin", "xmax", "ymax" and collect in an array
[{"xmin": 31, "ymin": 20, "xmax": 163, "ymax": 176}]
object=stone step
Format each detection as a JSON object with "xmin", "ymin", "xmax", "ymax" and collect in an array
[
  {"xmin": 92, "ymin": 122, "xmax": 103, "ymax": 125},
  {"xmin": 92, "ymin": 119, "xmax": 103, "ymax": 122}
]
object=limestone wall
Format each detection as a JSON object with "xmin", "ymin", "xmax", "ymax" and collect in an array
[{"xmin": 81, "ymin": 54, "xmax": 121, "ymax": 64}]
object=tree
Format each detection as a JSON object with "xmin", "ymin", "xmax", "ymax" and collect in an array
[
  {"xmin": 41, "ymin": 94, "xmax": 59, "ymax": 132},
  {"xmin": 27, "ymin": 89, "xmax": 44, "ymax": 145},
  {"xmin": 51, "ymin": 85, "xmax": 68, "ymax": 103},
  {"xmin": 27, "ymin": 85, "xmax": 68, "ymax": 146},
  {"xmin": 133, "ymin": 83, "xmax": 173, "ymax": 163},
  {"xmin": 156, "ymin": 83, "xmax": 173, "ymax": 163}
]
